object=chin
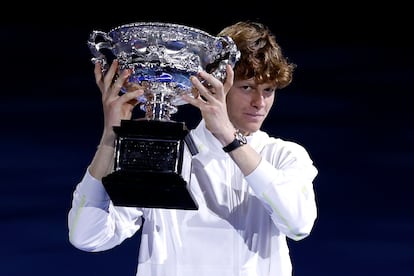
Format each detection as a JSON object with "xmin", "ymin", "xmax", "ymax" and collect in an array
[{"xmin": 243, "ymin": 125, "xmax": 261, "ymax": 135}]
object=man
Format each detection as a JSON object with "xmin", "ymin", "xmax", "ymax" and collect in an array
[{"xmin": 68, "ymin": 21, "xmax": 318, "ymax": 275}]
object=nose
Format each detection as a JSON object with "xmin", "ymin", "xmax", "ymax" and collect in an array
[{"xmin": 251, "ymin": 91, "xmax": 266, "ymax": 109}]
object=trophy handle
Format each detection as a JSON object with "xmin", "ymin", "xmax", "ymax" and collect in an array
[
  {"xmin": 87, "ymin": 30, "xmax": 115, "ymax": 72},
  {"xmin": 206, "ymin": 35, "xmax": 241, "ymax": 83}
]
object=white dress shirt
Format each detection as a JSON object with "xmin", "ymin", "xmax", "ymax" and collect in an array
[{"xmin": 68, "ymin": 119, "xmax": 318, "ymax": 276}]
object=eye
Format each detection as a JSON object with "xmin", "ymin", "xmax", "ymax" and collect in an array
[{"xmin": 264, "ymin": 87, "xmax": 276, "ymax": 96}]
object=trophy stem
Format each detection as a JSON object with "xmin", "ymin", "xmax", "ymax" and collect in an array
[{"xmin": 143, "ymin": 93, "xmax": 178, "ymax": 121}]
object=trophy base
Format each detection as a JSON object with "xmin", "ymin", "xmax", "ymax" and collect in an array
[
  {"xmin": 102, "ymin": 171, "xmax": 198, "ymax": 210},
  {"xmin": 101, "ymin": 119, "xmax": 198, "ymax": 210}
]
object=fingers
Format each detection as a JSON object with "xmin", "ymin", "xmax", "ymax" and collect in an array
[
  {"xmin": 190, "ymin": 70, "xmax": 225, "ymax": 102},
  {"xmin": 95, "ymin": 59, "xmax": 134, "ymax": 99},
  {"xmin": 182, "ymin": 88, "xmax": 200, "ymax": 107},
  {"xmin": 122, "ymin": 90, "xmax": 142, "ymax": 112},
  {"xmin": 122, "ymin": 89, "xmax": 143, "ymax": 103},
  {"xmin": 198, "ymin": 71, "xmax": 221, "ymax": 89},
  {"xmin": 94, "ymin": 59, "xmax": 119, "ymax": 89},
  {"xmin": 189, "ymin": 78, "xmax": 212, "ymax": 105},
  {"xmin": 94, "ymin": 62, "xmax": 104, "ymax": 87},
  {"xmin": 104, "ymin": 59, "xmax": 119, "ymax": 86},
  {"xmin": 223, "ymin": 64, "xmax": 234, "ymax": 92},
  {"xmin": 111, "ymin": 69, "xmax": 131, "ymax": 96},
  {"xmin": 197, "ymin": 65, "xmax": 234, "ymax": 94}
]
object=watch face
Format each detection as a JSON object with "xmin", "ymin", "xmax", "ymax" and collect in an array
[
  {"xmin": 222, "ymin": 129, "xmax": 247, "ymax": 153},
  {"xmin": 235, "ymin": 130, "xmax": 247, "ymax": 144}
]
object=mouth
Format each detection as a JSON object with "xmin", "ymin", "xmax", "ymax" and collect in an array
[
  {"xmin": 245, "ymin": 112, "xmax": 265, "ymax": 118},
  {"xmin": 242, "ymin": 113, "xmax": 265, "ymax": 124}
]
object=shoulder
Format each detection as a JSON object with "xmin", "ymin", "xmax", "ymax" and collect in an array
[{"xmin": 253, "ymin": 131, "xmax": 314, "ymax": 162}]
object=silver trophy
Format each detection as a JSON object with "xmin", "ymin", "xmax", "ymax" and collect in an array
[{"xmin": 88, "ymin": 22, "xmax": 240, "ymax": 209}]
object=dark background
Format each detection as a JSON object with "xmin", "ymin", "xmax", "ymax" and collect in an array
[{"xmin": 1, "ymin": 3, "xmax": 413, "ymax": 275}]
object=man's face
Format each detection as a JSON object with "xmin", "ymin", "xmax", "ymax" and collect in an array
[{"xmin": 226, "ymin": 78, "xmax": 276, "ymax": 135}]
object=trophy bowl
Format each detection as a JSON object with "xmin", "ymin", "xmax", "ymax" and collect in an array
[
  {"xmin": 87, "ymin": 22, "xmax": 240, "ymax": 209},
  {"xmin": 88, "ymin": 22, "xmax": 240, "ymax": 120}
]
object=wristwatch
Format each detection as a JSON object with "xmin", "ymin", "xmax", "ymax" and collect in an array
[{"xmin": 222, "ymin": 129, "xmax": 247, "ymax": 153}]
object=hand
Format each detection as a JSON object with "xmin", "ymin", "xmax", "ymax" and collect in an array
[
  {"xmin": 93, "ymin": 60, "xmax": 144, "ymax": 145},
  {"xmin": 182, "ymin": 65, "xmax": 236, "ymax": 143}
]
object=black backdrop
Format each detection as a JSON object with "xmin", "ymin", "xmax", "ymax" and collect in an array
[{"xmin": 1, "ymin": 3, "xmax": 413, "ymax": 275}]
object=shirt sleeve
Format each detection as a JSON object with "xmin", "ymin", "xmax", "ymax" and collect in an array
[
  {"xmin": 245, "ymin": 141, "xmax": 318, "ymax": 241},
  {"xmin": 67, "ymin": 168, "xmax": 143, "ymax": 252}
]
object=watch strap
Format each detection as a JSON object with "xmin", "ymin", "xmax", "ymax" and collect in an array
[{"xmin": 222, "ymin": 138, "xmax": 243, "ymax": 152}]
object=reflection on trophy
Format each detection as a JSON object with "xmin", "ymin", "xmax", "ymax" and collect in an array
[{"xmin": 88, "ymin": 22, "xmax": 240, "ymax": 209}]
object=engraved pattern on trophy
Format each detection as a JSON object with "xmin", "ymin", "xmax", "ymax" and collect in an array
[{"xmin": 88, "ymin": 22, "xmax": 240, "ymax": 121}]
